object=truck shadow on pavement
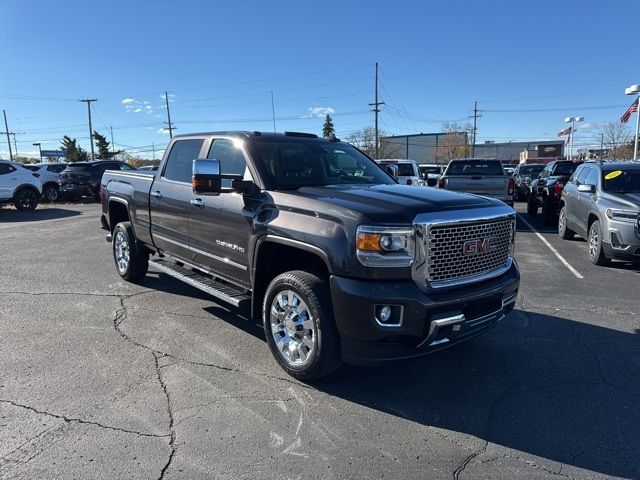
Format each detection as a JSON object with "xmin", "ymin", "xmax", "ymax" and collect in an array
[
  {"xmin": 0, "ymin": 207, "xmax": 81, "ymax": 222},
  {"xmin": 310, "ymin": 309, "xmax": 640, "ymax": 478}
]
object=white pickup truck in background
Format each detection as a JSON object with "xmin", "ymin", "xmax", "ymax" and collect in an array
[{"xmin": 437, "ymin": 158, "xmax": 515, "ymax": 207}]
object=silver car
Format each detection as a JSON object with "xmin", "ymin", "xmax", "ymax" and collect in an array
[{"xmin": 559, "ymin": 161, "xmax": 640, "ymax": 265}]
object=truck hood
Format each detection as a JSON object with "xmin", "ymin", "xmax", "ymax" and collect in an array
[
  {"xmin": 276, "ymin": 184, "xmax": 501, "ymax": 224},
  {"xmin": 602, "ymin": 192, "xmax": 640, "ymax": 210}
]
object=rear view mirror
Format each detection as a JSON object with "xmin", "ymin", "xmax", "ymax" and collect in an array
[
  {"xmin": 577, "ymin": 184, "xmax": 595, "ymax": 193},
  {"xmin": 192, "ymin": 159, "xmax": 221, "ymax": 196},
  {"xmin": 385, "ymin": 164, "xmax": 399, "ymax": 179}
]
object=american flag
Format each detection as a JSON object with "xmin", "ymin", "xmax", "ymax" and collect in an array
[
  {"xmin": 557, "ymin": 126, "xmax": 572, "ymax": 137},
  {"xmin": 621, "ymin": 98, "xmax": 638, "ymax": 123}
]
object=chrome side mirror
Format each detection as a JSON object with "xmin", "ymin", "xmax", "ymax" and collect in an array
[
  {"xmin": 577, "ymin": 184, "xmax": 595, "ymax": 193},
  {"xmin": 192, "ymin": 159, "xmax": 221, "ymax": 196}
]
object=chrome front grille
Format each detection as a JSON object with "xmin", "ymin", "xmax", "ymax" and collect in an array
[{"xmin": 427, "ymin": 219, "xmax": 514, "ymax": 287}]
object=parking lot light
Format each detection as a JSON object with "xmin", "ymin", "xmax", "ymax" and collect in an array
[
  {"xmin": 564, "ymin": 116, "xmax": 584, "ymax": 161},
  {"xmin": 625, "ymin": 84, "xmax": 640, "ymax": 160}
]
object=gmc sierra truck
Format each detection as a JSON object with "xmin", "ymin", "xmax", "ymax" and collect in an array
[{"xmin": 100, "ymin": 131, "xmax": 519, "ymax": 380}]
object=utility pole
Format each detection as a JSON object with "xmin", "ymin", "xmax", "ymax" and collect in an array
[
  {"xmin": 152, "ymin": 143, "xmax": 156, "ymax": 161},
  {"xmin": 369, "ymin": 62, "xmax": 385, "ymax": 159},
  {"xmin": 3, "ymin": 110, "xmax": 13, "ymax": 161},
  {"xmin": 164, "ymin": 91, "xmax": 174, "ymax": 139},
  {"xmin": 10, "ymin": 133, "xmax": 19, "ymax": 157},
  {"xmin": 79, "ymin": 99, "xmax": 97, "ymax": 160},
  {"xmin": 110, "ymin": 126, "xmax": 115, "ymax": 152},
  {"xmin": 471, "ymin": 101, "xmax": 479, "ymax": 157},
  {"xmin": 271, "ymin": 91, "xmax": 277, "ymax": 133}
]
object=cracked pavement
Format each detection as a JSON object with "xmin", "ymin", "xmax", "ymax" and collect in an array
[{"xmin": 1, "ymin": 203, "xmax": 639, "ymax": 479}]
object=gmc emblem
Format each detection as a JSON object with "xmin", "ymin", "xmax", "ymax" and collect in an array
[{"xmin": 463, "ymin": 237, "xmax": 497, "ymax": 255}]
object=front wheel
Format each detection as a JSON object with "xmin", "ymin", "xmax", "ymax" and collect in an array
[
  {"xmin": 112, "ymin": 222, "xmax": 149, "ymax": 281},
  {"xmin": 13, "ymin": 187, "xmax": 39, "ymax": 211},
  {"xmin": 588, "ymin": 220, "xmax": 610, "ymax": 266},
  {"xmin": 558, "ymin": 207, "xmax": 575, "ymax": 240},
  {"xmin": 263, "ymin": 270, "xmax": 342, "ymax": 381}
]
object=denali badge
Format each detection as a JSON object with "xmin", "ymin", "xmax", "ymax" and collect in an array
[{"xmin": 463, "ymin": 237, "xmax": 496, "ymax": 255}]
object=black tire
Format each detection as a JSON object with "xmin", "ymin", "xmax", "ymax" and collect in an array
[
  {"xmin": 263, "ymin": 270, "xmax": 342, "ymax": 381},
  {"xmin": 558, "ymin": 206, "xmax": 574, "ymax": 240},
  {"xmin": 112, "ymin": 222, "xmax": 149, "ymax": 281},
  {"xmin": 43, "ymin": 184, "xmax": 59, "ymax": 202},
  {"xmin": 526, "ymin": 195, "xmax": 538, "ymax": 215},
  {"xmin": 542, "ymin": 196, "xmax": 557, "ymax": 226},
  {"xmin": 13, "ymin": 187, "xmax": 39, "ymax": 211},
  {"xmin": 587, "ymin": 220, "xmax": 610, "ymax": 266}
]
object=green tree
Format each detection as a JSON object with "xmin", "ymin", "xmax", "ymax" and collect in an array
[
  {"xmin": 93, "ymin": 131, "xmax": 112, "ymax": 159},
  {"xmin": 60, "ymin": 135, "xmax": 88, "ymax": 163},
  {"xmin": 322, "ymin": 114, "xmax": 335, "ymax": 138}
]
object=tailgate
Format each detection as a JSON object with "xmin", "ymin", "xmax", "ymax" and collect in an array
[{"xmin": 445, "ymin": 175, "xmax": 508, "ymax": 196}]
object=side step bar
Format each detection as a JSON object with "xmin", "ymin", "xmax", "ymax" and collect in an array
[{"xmin": 150, "ymin": 258, "xmax": 251, "ymax": 308}]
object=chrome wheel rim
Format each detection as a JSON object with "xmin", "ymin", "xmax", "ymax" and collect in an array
[
  {"xmin": 270, "ymin": 290, "xmax": 316, "ymax": 366},
  {"xmin": 114, "ymin": 230, "xmax": 130, "ymax": 274},
  {"xmin": 588, "ymin": 225, "xmax": 599, "ymax": 259}
]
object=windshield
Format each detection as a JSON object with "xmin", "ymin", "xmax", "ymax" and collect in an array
[
  {"xmin": 554, "ymin": 162, "xmax": 580, "ymax": 176},
  {"xmin": 252, "ymin": 140, "xmax": 395, "ymax": 189},
  {"xmin": 446, "ymin": 161, "xmax": 504, "ymax": 176},
  {"xmin": 602, "ymin": 169, "xmax": 640, "ymax": 193},
  {"xmin": 520, "ymin": 165, "xmax": 545, "ymax": 176},
  {"xmin": 420, "ymin": 166, "xmax": 442, "ymax": 175}
]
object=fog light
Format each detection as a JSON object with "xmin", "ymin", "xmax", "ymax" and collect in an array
[{"xmin": 379, "ymin": 305, "xmax": 392, "ymax": 322}]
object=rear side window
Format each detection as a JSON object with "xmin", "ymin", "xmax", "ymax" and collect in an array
[
  {"xmin": 0, "ymin": 164, "xmax": 17, "ymax": 175},
  {"xmin": 554, "ymin": 162, "xmax": 579, "ymax": 176},
  {"xmin": 163, "ymin": 139, "xmax": 204, "ymax": 183},
  {"xmin": 446, "ymin": 161, "xmax": 503, "ymax": 176}
]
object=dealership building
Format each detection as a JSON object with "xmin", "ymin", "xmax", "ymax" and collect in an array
[{"xmin": 381, "ymin": 133, "xmax": 564, "ymax": 163}]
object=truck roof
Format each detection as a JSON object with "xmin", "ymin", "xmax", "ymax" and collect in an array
[{"xmin": 173, "ymin": 131, "xmax": 339, "ymax": 142}]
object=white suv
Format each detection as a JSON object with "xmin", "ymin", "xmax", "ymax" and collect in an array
[
  {"xmin": 0, "ymin": 161, "xmax": 43, "ymax": 210},
  {"xmin": 377, "ymin": 159, "xmax": 424, "ymax": 186},
  {"xmin": 24, "ymin": 163, "xmax": 67, "ymax": 201}
]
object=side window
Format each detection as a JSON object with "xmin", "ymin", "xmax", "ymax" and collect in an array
[
  {"xmin": 163, "ymin": 139, "xmax": 205, "ymax": 183},
  {"xmin": 208, "ymin": 138, "xmax": 251, "ymax": 187},
  {"xmin": 120, "ymin": 163, "xmax": 135, "ymax": 170},
  {"xmin": 0, "ymin": 164, "xmax": 17, "ymax": 175},
  {"xmin": 585, "ymin": 167, "xmax": 599, "ymax": 186},
  {"xmin": 575, "ymin": 166, "xmax": 590, "ymax": 186},
  {"xmin": 540, "ymin": 165, "xmax": 551, "ymax": 178},
  {"xmin": 569, "ymin": 165, "xmax": 583, "ymax": 184}
]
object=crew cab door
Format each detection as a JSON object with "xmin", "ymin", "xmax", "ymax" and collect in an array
[
  {"xmin": 188, "ymin": 137, "xmax": 255, "ymax": 286},
  {"xmin": 150, "ymin": 138, "xmax": 206, "ymax": 261}
]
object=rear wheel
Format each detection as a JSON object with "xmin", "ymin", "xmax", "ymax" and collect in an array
[
  {"xmin": 263, "ymin": 270, "xmax": 341, "ymax": 381},
  {"xmin": 588, "ymin": 220, "xmax": 610, "ymax": 266},
  {"xmin": 558, "ymin": 206, "xmax": 574, "ymax": 240},
  {"xmin": 112, "ymin": 222, "xmax": 149, "ymax": 281},
  {"xmin": 13, "ymin": 187, "xmax": 39, "ymax": 211},
  {"xmin": 526, "ymin": 195, "xmax": 538, "ymax": 215},
  {"xmin": 43, "ymin": 184, "xmax": 59, "ymax": 202}
]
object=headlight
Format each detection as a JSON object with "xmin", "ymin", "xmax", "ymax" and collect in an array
[
  {"xmin": 605, "ymin": 209, "xmax": 638, "ymax": 223},
  {"xmin": 356, "ymin": 226, "xmax": 415, "ymax": 267}
]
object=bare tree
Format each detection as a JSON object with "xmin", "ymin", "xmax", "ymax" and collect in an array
[
  {"xmin": 347, "ymin": 126, "xmax": 401, "ymax": 159},
  {"xmin": 595, "ymin": 122, "xmax": 632, "ymax": 160},
  {"xmin": 433, "ymin": 122, "xmax": 471, "ymax": 163}
]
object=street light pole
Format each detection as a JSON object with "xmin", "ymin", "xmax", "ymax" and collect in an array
[
  {"xmin": 33, "ymin": 143, "xmax": 42, "ymax": 162},
  {"xmin": 626, "ymin": 85, "xmax": 640, "ymax": 161},
  {"xmin": 564, "ymin": 116, "xmax": 583, "ymax": 161}
]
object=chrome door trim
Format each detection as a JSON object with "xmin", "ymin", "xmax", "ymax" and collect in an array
[{"xmin": 152, "ymin": 233, "xmax": 248, "ymax": 271}]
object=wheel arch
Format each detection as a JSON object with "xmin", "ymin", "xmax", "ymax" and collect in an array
[
  {"xmin": 108, "ymin": 198, "xmax": 131, "ymax": 234},
  {"xmin": 251, "ymin": 236, "xmax": 333, "ymax": 322}
]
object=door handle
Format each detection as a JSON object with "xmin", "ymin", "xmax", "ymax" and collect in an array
[
  {"xmin": 150, "ymin": 190, "xmax": 163, "ymax": 198},
  {"xmin": 190, "ymin": 198, "xmax": 205, "ymax": 207}
]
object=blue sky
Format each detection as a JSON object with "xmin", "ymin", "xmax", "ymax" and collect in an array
[{"xmin": 0, "ymin": 0, "xmax": 637, "ymax": 159}]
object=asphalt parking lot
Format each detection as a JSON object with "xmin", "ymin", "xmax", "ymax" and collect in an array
[{"xmin": 1, "ymin": 202, "xmax": 639, "ymax": 480}]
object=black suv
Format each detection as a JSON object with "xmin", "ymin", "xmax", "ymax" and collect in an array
[
  {"xmin": 527, "ymin": 160, "xmax": 582, "ymax": 225},
  {"xmin": 59, "ymin": 161, "xmax": 136, "ymax": 200},
  {"xmin": 512, "ymin": 164, "xmax": 545, "ymax": 201}
]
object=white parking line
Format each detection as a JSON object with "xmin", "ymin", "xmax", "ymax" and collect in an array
[{"xmin": 518, "ymin": 214, "xmax": 584, "ymax": 279}]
